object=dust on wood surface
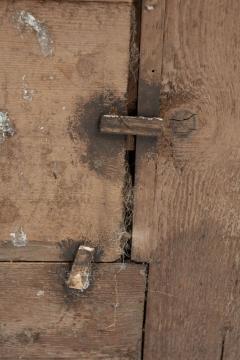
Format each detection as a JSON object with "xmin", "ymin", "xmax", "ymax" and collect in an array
[
  {"xmin": 0, "ymin": 262, "xmax": 146, "ymax": 359},
  {"xmin": 132, "ymin": 0, "xmax": 240, "ymax": 358},
  {"xmin": 0, "ymin": 0, "xmax": 134, "ymax": 261}
]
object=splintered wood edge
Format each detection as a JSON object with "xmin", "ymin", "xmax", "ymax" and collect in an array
[
  {"xmin": 67, "ymin": 245, "xmax": 95, "ymax": 291},
  {"xmin": 100, "ymin": 115, "xmax": 164, "ymax": 137}
]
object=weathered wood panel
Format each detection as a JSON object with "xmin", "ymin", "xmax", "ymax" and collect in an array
[
  {"xmin": 0, "ymin": 0, "xmax": 133, "ymax": 261},
  {"xmin": 133, "ymin": 0, "xmax": 240, "ymax": 358},
  {"xmin": 0, "ymin": 262, "xmax": 146, "ymax": 359},
  {"xmin": 44, "ymin": 0, "xmax": 135, "ymax": 3},
  {"xmin": 42, "ymin": 0, "xmax": 135, "ymax": 3}
]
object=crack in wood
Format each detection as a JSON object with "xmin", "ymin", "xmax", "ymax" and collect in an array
[
  {"xmin": 220, "ymin": 334, "xmax": 226, "ymax": 360},
  {"xmin": 141, "ymin": 264, "xmax": 149, "ymax": 360}
]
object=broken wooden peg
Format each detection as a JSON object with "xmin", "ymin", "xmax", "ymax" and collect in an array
[
  {"xmin": 67, "ymin": 245, "xmax": 95, "ymax": 291},
  {"xmin": 100, "ymin": 115, "xmax": 165, "ymax": 137}
]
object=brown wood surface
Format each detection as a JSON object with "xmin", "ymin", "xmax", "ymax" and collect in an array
[
  {"xmin": 43, "ymin": 0, "xmax": 135, "ymax": 3},
  {"xmin": 133, "ymin": 0, "xmax": 240, "ymax": 358},
  {"xmin": 0, "ymin": 262, "xmax": 146, "ymax": 359},
  {"xmin": 0, "ymin": 0, "xmax": 133, "ymax": 261},
  {"xmin": 100, "ymin": 115, "xmax": 164, "ymax": 137},
  {"xmin": 132, "ymin": 0, "xmax": 166, "ymax": 260}
]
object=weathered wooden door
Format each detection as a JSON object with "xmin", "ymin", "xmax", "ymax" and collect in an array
[
  {"xmin": 132, "ymin": 0, "xmax": 240, "ymax": 359},
  {"xmin": 2, "ymin": 0, "xmax": 240, "ymax": 359},
  {"xmin": 0, "ymin": 0, "xmax": 146, "ymax": 359}
]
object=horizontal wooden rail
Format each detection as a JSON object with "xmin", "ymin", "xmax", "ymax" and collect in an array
[{"xmin": 100, "ymin": 115, "xmax": 164, "ymax": 137}]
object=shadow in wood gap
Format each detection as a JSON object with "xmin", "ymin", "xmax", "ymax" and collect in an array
[
  {"xmin": 120, "ymin": 0, "xmax": 141, "ymax": 261},
  {"xmin": 121, "ymin": 145, "xmax": 136, "ymax": 261}
]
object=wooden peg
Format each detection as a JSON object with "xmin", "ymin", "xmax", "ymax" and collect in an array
[
  {"xmin": 67, "ymin": 245, "xmax": 95, "ymax": 291},
  {"xmin": 100, "ymin": 115, "xmax": 165, "ymax": 137}
]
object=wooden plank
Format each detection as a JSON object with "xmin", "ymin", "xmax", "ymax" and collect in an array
[
  {"xmin": 0, "ymin": 0, "xmax": 133, "ymax": 261},
  {"xmin": 44, "ymin": 0, "xmax": 136, "ymax": 3},
  {"xmin": 0, "ymin": 240, "xmax": 101, "ymax": 262},
  {"xmin": 132, "ymin": 0, "xmax": 166, "ymax": 260},
  {"xmin": 0, "ymin": 262, "xmax": 146, "ymax": 359},
  {"xmin": 100, "ymin": 115, "xmax": 164, "ymax": 136},
  {"xmin": 144, "ymin": 262, "xmax": 237, "ymax": 360},
  {"xmin": 133, "ymin": 0, "xmax": 240, "ymax": 358}
]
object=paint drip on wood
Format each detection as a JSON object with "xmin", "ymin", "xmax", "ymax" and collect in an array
[
  {"xmin": 10, "ymin": 227, "xmax": 28, "ymax": 247},
  {"xmin": 0, "ymin": 112, "xmax": 15, "ymax": 143},
  {"xmin": 22, "ymin": 75, "xmax": 35, "ymax": 102},
  {"xmin": 16, "ymin": 10, "xmax": 53, "ymax": 57}
]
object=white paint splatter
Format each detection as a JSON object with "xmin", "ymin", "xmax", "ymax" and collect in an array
[
  {"xmin": 145, "ymin": 4, "xmax": 155, "ymax": 10},
  {"xmin": 118, "ymin": 263, "xmax": 127, "ymax": 271},
  {"xmin": 22, "ymin": 75, "xmax": 35, "ymax": 102},
  {"xmin": 36, "ymin": 290, "xmax": 45, "ymax": 297},
  {"xmin": 23, "ymin": 88, "xmax": 34, "ymax": 101},
  {"xmin": 140, "ymin": 269, "xmax": 146, "ymax": 277},
  {"xmin": 16, "ymin": 10, "xmax": 53, "ymax": 57},
  {"xmin": 0, "ymin": 112, "xmax": 15, "ymax": 143},
  {"xmin": 10, "ymin": 227, "xmax": 28, "ymax": 247}
]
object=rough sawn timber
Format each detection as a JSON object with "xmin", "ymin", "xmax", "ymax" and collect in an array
[
  {"xmin": 133, "ymin": 0, "xmax": 240, "ymax": 359},
  {"xmin": 0, "ymin": 0, "xmax": 133, "ymax": 261},
  {"xmin": 0, "ymin": 262, "xmax": 146, "ymax": 359}
]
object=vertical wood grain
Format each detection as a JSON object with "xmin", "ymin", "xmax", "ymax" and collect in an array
[{"xmin": 133, "ymin": 0, "xmax": 240, "ymax": 358}]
